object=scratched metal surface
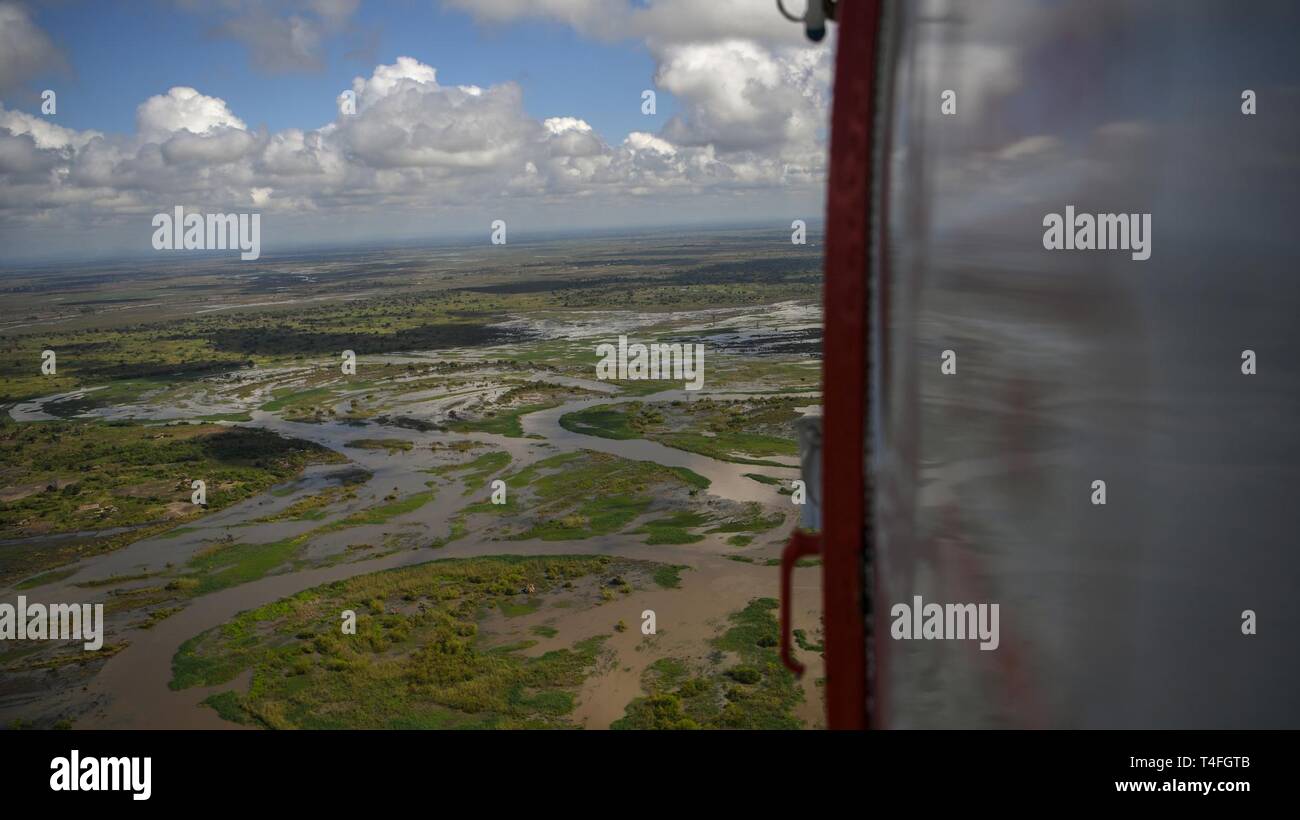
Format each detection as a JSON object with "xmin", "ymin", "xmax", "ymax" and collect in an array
[{"xmin": 870, "ymin": 0, "xmax": 1300, "ymax": 727}]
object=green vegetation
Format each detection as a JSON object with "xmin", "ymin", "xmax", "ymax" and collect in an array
[
  {"xmin": 653, "ymin": 565, "xmax": 687, "ymax": 589},
  {"xmin": 134, "ymin": 606, "xmax": 183, "ymax": 630},
  {"xmin": 612, "ymin": 598, "xmax": 803, "ymax": 729},
  {"xmin": 0, "ymin": 422, "xmax": 342, "ymax": 586},
  {"xmin": 345, "ymin": 438, "xmax": 413, "ymax": 453},
  {"xmin": 483, "ymin": 451, "xmax": 708, "ymax": 542},
  {"xmin": 559, "ymin": 397, "xmax": 803, "ymax": 467},
  {"xmin": 558, "ymin": 406, "xmax": 639, "ymax": 439},
  {"xmin": 761, "ymin": 557, "xmax": 819, "ymax": 567},
  {"xmin": 173, "ymin": 487, "xmax": 439, "ymax": 595},
  {"xmin": 171, "ymin": 555, "xmax": 631, "ymax": 728},
  {"xmin": 14, "ymin": 568, "xmax": 79, "ymax": 590},
  {"xmin": 445, "ymin": 404, "xmax": 545, "ymax": 437},
  {"xmin": 427, "ymin": 450, "xmax": 511, "ymax": 494},
  {"xmin": 793, "ymin": 628, "xmax": 824, "ymax": 653},
  {"xmin": 0, "ymin": 229, "xmax": 824, "ymax": 728},
  {"xmin": 186, "ymin": 534, "xmax": 308, "ymax": 595},
  {"xmin": 708, "ymin": 503, "xmax": 785, "ymax": 535},
  {"xmin": 499, "ymin": 598, "xmax": 541, "ymax": 618},
  {"xmin": 255, "ymin": 485, "xmax": 353, "ymax": 523},
  {"xmin": 665, "ymin": 466, "xmax": 710, "ymax": 491},
  {"xmin": 73, "ymin": 571, "xmax": 155, "ymax": 588},
  {"xmin": 445, "ymin": 383, "xmax": 592, "ymax": 438},
  {"xmin": 261, "ymin": 387, "xmax": 333, "ymax": 414},
  {"xmin": 634, "ymin": 512, "xmax": 710, "ymax": 545},
  {"xmin": 320, "ymin": 490, "xmax": 436, "ymax": 532},
  {"xmin": 519, "ymin": 495, "xmax": 650, "ymax": 541}
]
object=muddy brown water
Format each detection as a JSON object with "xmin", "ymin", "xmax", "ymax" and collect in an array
[{"xmin": 4, "ymin": 387, "xmax": 821, "ymax": 729}]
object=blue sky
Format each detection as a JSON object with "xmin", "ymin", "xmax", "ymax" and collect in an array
[
  {"xmin": 20, "ymin": 0, "xmax": 676, "ymax": 146},
  {"xmin": 0, "ymin": 1, "xmax": 832, "ymax": 262}
]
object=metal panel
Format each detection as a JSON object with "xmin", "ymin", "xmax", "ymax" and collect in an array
[{"xmin": 872, "ymin": 0, "xmax": 1300, "ymax": 728}]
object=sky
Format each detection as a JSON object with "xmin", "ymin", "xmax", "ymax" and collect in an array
[{"xmin": 0, "ymin": 0, "xmax": 836, "ymax": 263}]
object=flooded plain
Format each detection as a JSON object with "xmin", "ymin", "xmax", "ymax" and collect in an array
[{"xmin": 2, "ymin": 350, "xmax": 823, "ymax": 729}]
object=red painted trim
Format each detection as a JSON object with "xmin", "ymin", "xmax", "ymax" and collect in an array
[
  {"xmin": 779, "ymin": 530, "xmax": 823, "ymax": 678},
  {"xmin": 819, "ymin": 0, "xmax": 882, "ymax": 730}
]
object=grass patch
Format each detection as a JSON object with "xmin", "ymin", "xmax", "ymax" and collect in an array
[
  {"xmin": 793, "ymin": 628, "xmax": 824, "ymax": 653},
  {"xmin": 73, "ymin": 571, "xmax": 155, "ymax": 588},
  {"xmin": 634, "ymin": 512, "xmax": 710, "ymax": 545},
  {"xmin": 14, "ymin": 568, "xmax": 79, "ymax": 590},
  {"xmin": 260, "ymin": 387, "xmax": 333, "ymax": 413},
  {"xmin": 0, "ymin": 421, "xmax": 342, "ymax": 586},
  {"xmin": 185, "ymin": 534, "xmax": 308, "ymax": 595},
  {"xmin": 499, "ymin": 598, "xmax": 541, "ymax": 618},
  {"xmin": 560, "ymin": 399, "xmax": 801, "ymax": 467},
  {"xmin": 612, "ymin": 598, "xmax": 803, "ymax": 729},
  {"xmin": 652, "ymin": 565, "xmax": 687, "ymax": 589},
  {"xmin": 495, "ymin": 451, "xmax": 706, "ymax": 543},
  {"xmin": 256, "ymin": 485, "xmax": 352, "ymax": 523},
  {"xmin": 559, "ymin": 406, "xmax": 639, "ymax": 439},
  {"xmin": 170, "ymin": 555, "xmax": 634, "ymax": 728},
  {"xmin": 708, "ymin": 503, "xmax": 785, "ymax": 535},
  {"xmin": 428, "ymin": 450, "xmax": 512, "ymax": 495},
  {"xmin": 444, "ymin": 404, "xmax": 543, "ymax": 437},
  {"xmin": 320, "ymin": 490, "xmax": 436, "ymax": 532},
  {"xmin": 345, "ymin": 438, "xmax": 413, "ymax": 453}
]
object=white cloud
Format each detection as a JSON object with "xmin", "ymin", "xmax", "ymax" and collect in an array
[
  {"xmin": 443, "ymin": 0, "xmax": 808, "ymax": 46},
  {"xmin": 444, "ymin": 0, "xmax": 834, "ymax": 180},
  {"xmin": 137, "ymin": 87, "xmax": 248, "ymax": 140},
  {"xmin": 0, "ymin": 106, "xmax": 101, "ymax": 151},
  {"xmin": 351, "ymin": 55, "xmax": 439, "ymax": 102},
  {"xmin": 624, "ymin": 131, "xmax": 675, "ymax": 156},
  {"xmin": 0, "ymin": 44, "xmax": 829, "ymax": 251},
  {"xmin": 0, "ymin": 1, "xmax": 66, "ymax": 94},
  {"xmin": 543, "ymin": 117, "xmax": 592, "ymax": 135},
  {"xmin": 161, "ymin": 127, "xmax": 259, "ymax": 165},
  {"xmin": 655, "ymin": 39, "xmax": 828, "ymax": 152}
]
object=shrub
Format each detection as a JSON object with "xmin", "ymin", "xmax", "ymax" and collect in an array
[{"xmin": 726, "ymin": 666, "xmax": 761, "ymax": 685}]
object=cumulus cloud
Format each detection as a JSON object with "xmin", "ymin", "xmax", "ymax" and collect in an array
[
  {"xmin": 161, "ymin": 128, "xmax": 259, "ymax": 165},
  {"xmin": 443, "ymin": 0, "xmax": 808, "ymax": 46},
  {"xmin": 0, "ymin": 1, "xmax": 67, "ymax": 94},
  {"xmin": 655, "ymin": 39, "xmax": 828, "ymax": 152},
  {"xmin": 442, "ymin": 0, "xmax": 834, "ymax": 191},
  {"xmin": 0, "ymin": 0, "xmax": 838, "ymax": 265},
  {"xmin": 137, "ymin": 87, "xmax": 248, "ymax": 139},
  {"xmin": 0, "ymin": 0, "xmax": 833, "ymax": 257},
  {"xmin": 0, "ymin": 106, "xmax": 101, "ymax": 151}
]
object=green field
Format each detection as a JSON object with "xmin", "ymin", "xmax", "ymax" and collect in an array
[
  {"xmin": 560, "ymin": 397, "xmax": 803, "ymax": 467},
  {"xmin": 612, "ymin": 598, "xmax": 805, "ymax": 729},
  {"xmin": 171, "ymin": 555, "xmax": 632, "ymax": 728},
  {"xmin": 0, "ymin": 422, "xmax": 343, "ymax": 586}
]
